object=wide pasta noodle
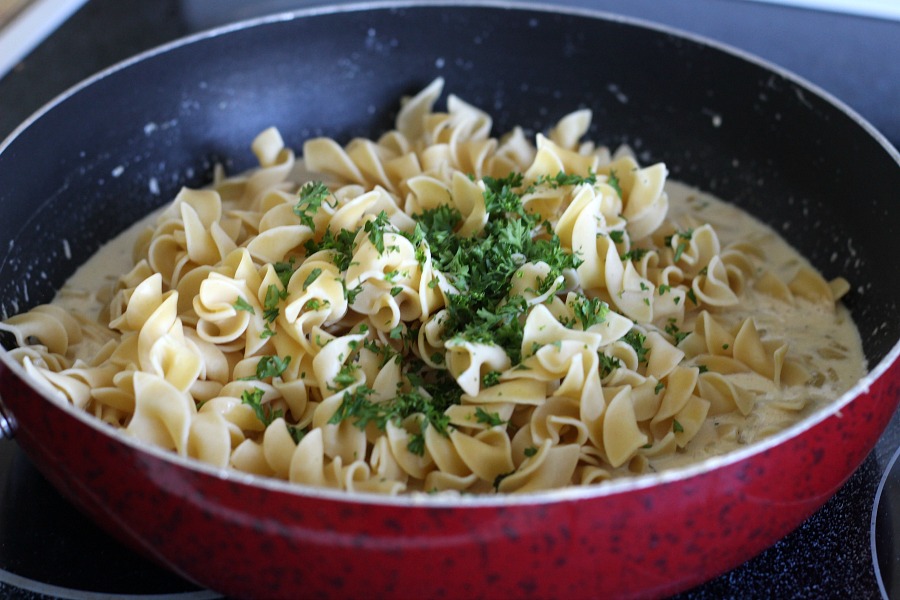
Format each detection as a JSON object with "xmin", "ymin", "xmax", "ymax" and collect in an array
[{"xmin": 0, "ymin": 78, "xmax": 866, "ymax": 495}]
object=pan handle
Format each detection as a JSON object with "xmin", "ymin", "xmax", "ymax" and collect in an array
[{"xmin": 0, "ymin": 393, "xmax": 17, "ymax": 439}]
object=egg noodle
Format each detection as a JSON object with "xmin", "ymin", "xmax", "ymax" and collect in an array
[{"xmin": 0, "ymin": 79, "xmax": 865, "ymax": 494}]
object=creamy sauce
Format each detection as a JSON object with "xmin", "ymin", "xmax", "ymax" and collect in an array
[
  {"xmin": 51, "ymin": 180, "xmax": 868, "ymax": 477},
  {"xmin": 654, "ymin": 182, "xmax": 865, "ymax": 471}
]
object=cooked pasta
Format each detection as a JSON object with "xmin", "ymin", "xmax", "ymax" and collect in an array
[{"xmin": 0, "ymin": 79, "xmax": 866, "ymax": 495}]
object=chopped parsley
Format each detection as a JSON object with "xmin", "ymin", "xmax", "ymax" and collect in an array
[
  {"xmin": 665, "ymin": 319, "xmax": 690, "ymax": 345},
  {"xmin": 273, "ymin": 259, "xmax": 297, "ymax": 288},
  {"xmin": 343, "ymin": 280, "xmax": 364, "ymax": 304},
  {"xmin": 233, "ymin": 297, "xmax": 255, "ymax": 314},
  {"xmin": 240, "ymin": 387, "xmax": 304, "ymax": 442},
  {"xmin": 331, "ymin": 362, "xmax": 360, "ymax": 390},
  {"xmin": 533, "ymin": 170, "xmax": 597, "ymax": 189},
  {"xmin": 484, "ymin": 172, "xmax": 526, "ymax": 213},
  {"xmin": 621, "ymin": 247, "xmax": 650, "ymax": 262},
  {"xmin": 607, "ymin": 170, "xmax": 622, "ymax": 197},
  {"xmin": 328, "ymin": 367, "xmax": 461, "ymax": 456},
  {"xmin": 243, "ymin": 355, "xmax": 291, "ymax": 381},
  {"xmin": 493, "ymin": 470, "xmax": 515, "ymax": 491},
  {"xmin": 261, "ymin": 283, "xmax": 288, "ymax": 338},
  {"xmin": 303, "ymin": 298, "xmax": 326, "ymax": 311},
  {"xmin": 474, "ymin": 407, "xmax": 505, "ymax": 427},
  {"xmin": 623, "ymin": 329, "xmax": 650, "ymax": 363},
  {"xmin": 598, "ymin": 353, "xmax": 622, "ymax": 378},
  {"xmin": 304, "ymin": 227, "xmax": 357, "ymax": 271},
  {"xmin": 302, "ymin": 267, "xmax": 323, "ymax": 290},
  {"xmin": 364, "ymin": 211, "xmax": 393, "ymax": 255},
  {"xmin": 482, "ymin": 370, "xmax": 502, "ymax": 388},
  {"xmin": 410, "ymin": 172, "xmax": 582, "ymax": 363},
  {"xmin": 567, "ymin": 295, "xmax": 610, "ymax": 330},
  {"xmin": 666, "ymin": 229, "xmax": 694, "ymax": 263},
  {"xmin": 293, "ymin": 181, "xmax": 330, "ymax": 229},
  {"xmin": 686, "ymin": 288, "xmax": 699, "ymax": 306}
]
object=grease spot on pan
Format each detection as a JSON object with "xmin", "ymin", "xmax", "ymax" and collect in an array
[
  {"xmin": 454, "ymin": 57, "xmax": 473, "ymax": 70},
  {"xmin": 607, "ymin": 83, "xmax": 628, "ymax": 104},
  {"xmin": 702, "ymin": 108, "xmax": 723, "ymax": 128}
]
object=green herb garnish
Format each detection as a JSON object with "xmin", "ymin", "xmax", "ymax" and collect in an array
[
  {"xmin": 302, "ymin": 268, "xmax": 323, "ymax": 290},
  {"xmin": 241, "ymin": 387, "xmax": 302, "ymax": 444},
  {"xmin": 244, "ymin": 355, "xmax": 291, "ymax": 381},
  {"xmin": 623, "ymin": 329, "xmax": 650, "ymax": 363},
  {"xmin": 665, "ymin": 319, "xmax": 690, "ymax": 345},
  {"xmin": 607, "ymin": 170, "xmax": 622, "ymax": 197},
  {"xmin": 598, "ymin": 353, "xmax": 622, "ymax": 378},
  {"xmin": 293, "ymin": 181, "xmax": 330, "ymax": 229},
  {"xmin": 233, "ymin": 297, "xmax": 255, "ymax": 314},
  {"xmin": 474, "ymin": 407, "xmax": 505, "ymax": 427},
  {"xmin": 568, "ymin": 295, "xmax": 610, "ymax": 330}
]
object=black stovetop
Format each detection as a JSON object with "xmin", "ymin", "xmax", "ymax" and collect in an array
[{"xmin": 0, "ymin": 1, "xmax": 898, "ymax": 598}]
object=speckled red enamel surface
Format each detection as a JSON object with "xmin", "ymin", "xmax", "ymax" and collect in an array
[{"xmin": 2, "ymin": 358, "xmax": 897, "ymax": 600}]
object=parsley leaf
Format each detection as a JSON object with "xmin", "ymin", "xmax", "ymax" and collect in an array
[
  {"xmin": 240, "ymin": 387, "xmax": 306, "ymax": 442},
  {"xmin": 623, "ymin": 329, "xmax": 650, "ymax": 363},
  {"xmin": 303, "ymin": 267, "xmax": 323, "ymax": 290},
  {"xmin": 364, "ymin": 211, "xmax": 392, "ymax": 255},
  {"xmin": 686, "ymin": 288, "xmax": 698, "ymax": 306},
  {"xmin": 273, "ymin": 259, "xmax": 297, "ymax": 288},
  {"xmin": 482, "ymin": 370, "xmax": 502, "ymax": 388},
  {"xmin": 621, "ymin": 247, "xmax": 650, "ymax": 262},
  {"xmin": 474, "ymin": 407, "xmax": 505, "ymax": 427},
  {"xmin": 483, "ymin": 172, "xmax": 525, "ymax": 214},
  {"xmin": 252, "ymin": 355, "xmax": 291, "ymax": 380},
  {"xmin": 598, "ymin": 353, "xmax": 621, "ymax": 378},
  {"xmin": 607, "ymin": 170, "xmax": 623, "ymax": 198},
  {"xmin": 304, "ymin": 228, "xmax": 356, "ymax": 272},
  {"xmin": 535, "ymin": 170, "xmax": 597, "ymax": 188},
  {"xmin": 666, "ymin": 229, "xmax": 694, "ymax": 263},
  {"xmin": 293, "ymin": 181, "xmax": 330, "ymax": 229},
  {"xmin": 665, "ymin": 319, "xmax": 690, "ymax": 345},
  {"xmin": 241, "ymin": 387, "xmax": 282, "ymax": 427},
  {"xmin": 331, "ymin": 362, "xmax": 360, "ymax": 390},
  {"xmin": 233, "ymin": 297, "xmax": 255, "ymax": 314},
  {"xmin": 568, "ymin": 295, "xmax": 610, "ymax": 330}
]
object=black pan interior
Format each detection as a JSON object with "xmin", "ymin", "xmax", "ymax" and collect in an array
[{"xmin": 1, "ymin": 4, "xmax": 898, "ymax": 366}]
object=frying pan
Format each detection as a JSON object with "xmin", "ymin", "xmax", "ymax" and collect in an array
[{"xmin": 0, "ymin": 2, "xmax": 898, "ymax": 598}]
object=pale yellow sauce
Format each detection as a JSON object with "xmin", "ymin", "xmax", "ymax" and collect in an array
[{"xmin": 654, "ymin": 182, "xmax": 866, "ymax": 471}]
